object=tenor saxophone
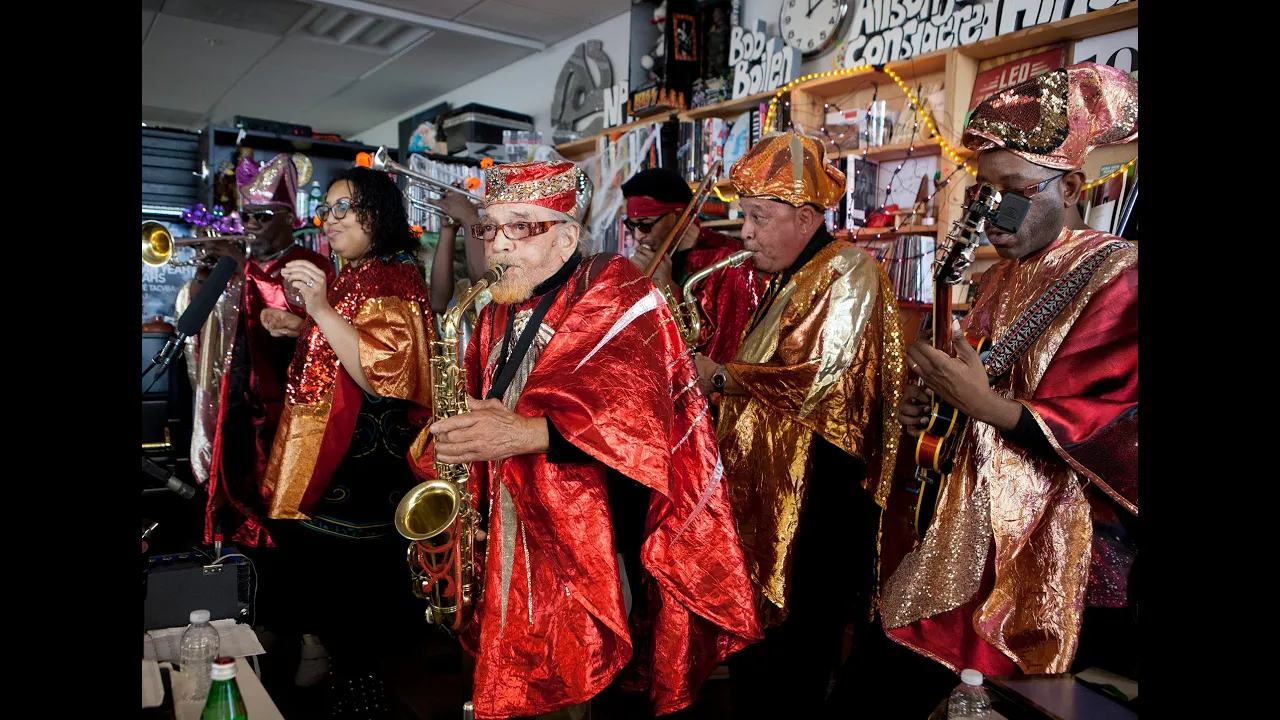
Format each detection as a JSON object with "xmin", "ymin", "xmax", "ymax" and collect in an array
[
  {"xmin": 394, "ymin": 264, "xmax": 506, "ymax": 631},
  {"xmin": 672, "ymin": 249, "xmax": 754, "ymax": 347}
]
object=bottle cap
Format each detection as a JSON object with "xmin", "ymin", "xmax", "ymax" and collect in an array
[
  {"xmin": 189, "ymin": 609, "xmax": 211, "ymax": 624},
  {"xmin": 210, "ymin": 656, "xmax": 237, "ymax": 681},
  {"xmin": 961, "ymin": 669, "xmax": 984, "ymax": 686}
]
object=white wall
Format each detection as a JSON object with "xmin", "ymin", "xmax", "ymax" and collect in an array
[{"xmin": 354, "ymin": 12, "xmax": 632, "ymax": 148}]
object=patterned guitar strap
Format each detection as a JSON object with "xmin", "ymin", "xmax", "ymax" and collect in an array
[{"xmin": 982, "ymin": 241, "xmax": 1132, "ymax": 380}]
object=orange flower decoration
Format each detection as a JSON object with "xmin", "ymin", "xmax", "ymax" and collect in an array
[
  {"xmin": 312, "ymin": 215, "xmax": 322, "ymax": 227},
  {"xmin": 479, "ymin": 158, "xmax": 495, "ymax": 169},
  {"xmin": 355, "ymin": 152, "xmax": 372, "ymax": 168},
  {"xmin": 410, "ymin": 224, "xmax": 423, "ymax": 239},
  {"xmin": 465, "ymin": 177, "xmax": 482, "ymax": 190}
]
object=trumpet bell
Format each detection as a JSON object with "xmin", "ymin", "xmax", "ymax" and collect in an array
[
  {"xmin": 395, "ymin": 479, "xmax": 461, "ymax": 541},
  {"xmin": 141, "ymin": 221, "xmax": 173, "ymax": 267}
]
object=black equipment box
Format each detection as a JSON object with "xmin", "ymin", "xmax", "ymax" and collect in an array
[
  {"xmin": 144, "ymin": 555, "xmax": 251, "ymax": 631},
  {"xmin": 440, "ymin": 103, "xmax": 535, "ymax": 154},
  {"xmin": 234, "ymin": 115, "xmax": 312, "ymax": 138}
]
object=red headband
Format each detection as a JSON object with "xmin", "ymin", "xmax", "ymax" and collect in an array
[{"xmin": 626, "ymin": 196, "xmax": 687, "ymax": 219}]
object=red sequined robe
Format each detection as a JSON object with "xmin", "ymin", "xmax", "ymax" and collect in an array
[
  {"xmin": 203, "ymin": 246, "xmax": 333, "ymax": 546},
  {"xmin": 262, "ymin": 253, "xmax": 433, "ymax": 521},
  {"xmin": 881, "ymin": 228, "xmax": 1138, "ymax": 675},
  {"xmin": 417, "ymin": 254, "xmax": 762, "ymax": 719},
  {"xmin": 678, "ymin": 227, "xmax": 762, "ymax": 365}
]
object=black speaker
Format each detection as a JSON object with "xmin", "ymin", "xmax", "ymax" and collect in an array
[{"xmin": 143, "ymin": 554, "xmax": 251, "ymax": 631}]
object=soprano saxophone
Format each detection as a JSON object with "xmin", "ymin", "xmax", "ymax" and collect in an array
[
  {"xmin": 672, "ymin": 249, "xmax": 754, "ymax": 347},
  {"xmin": 394, "ymin": 264, "xmax": 506, "ymax": 631}
]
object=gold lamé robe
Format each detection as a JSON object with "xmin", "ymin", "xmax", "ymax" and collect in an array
[
  {"xmin": 718, "ymin": 235, "xmax": 905, "ymax": 627},
  {"xmin": 882, "ymin": 228, "xmax": 1138, "ymax": 675},
  {"xmin": 175, "ymin": 275, "xmax": 240, "ymax": 485}
]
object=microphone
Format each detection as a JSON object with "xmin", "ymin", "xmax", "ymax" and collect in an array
[
  {"xmin": 149, "ymin": 256, "xmax": 238, "ymax": 374},
  {"xmin": 141, "ymin": 457, "xmax": 198, "ymax": 500}
]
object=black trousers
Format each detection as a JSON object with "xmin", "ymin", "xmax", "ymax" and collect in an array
[{"xmin": 728, "ymin": 446, "xmax": 881, "ymax": 718}]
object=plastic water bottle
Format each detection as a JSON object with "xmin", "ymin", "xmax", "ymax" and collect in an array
[
  {"xmin": 179, "ymin": 609, "xmax": 221, "ymax": 702},
  {"xmin": 947, "ymin": 669, "xmax": 992, "ymax": 719}
]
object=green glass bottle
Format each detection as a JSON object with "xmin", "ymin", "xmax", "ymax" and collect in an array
[{"xmin": 200, "ymin": 656, "xmax": 248, "ymax": 720}]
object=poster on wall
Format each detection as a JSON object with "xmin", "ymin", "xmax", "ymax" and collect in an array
[
  {"xmin": 835, "ymin": 0, "xmax": 1134, "ymax": 68},
  {"xmin": 141, "ymin": 221, "xmax": 197, "ymax": 325},
  {"xmin": 1070, "ymin": 26, "xmax": 1137, "ymax": 76},
  {"xmin": 730, "ymin": 20, "xmax": 801, "ymax": 99},
  {"xmin": 969, "ymin": 46, "xmax": 1067, "ymax": 117}
]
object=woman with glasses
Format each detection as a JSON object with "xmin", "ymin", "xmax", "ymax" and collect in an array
[
  {"xmin": 620, "ymin": 167, "xmax": 761, "ymax": 364},
  {"xmin": 258, "ymin": 166, "xmax": 433, "ymax": 717}
]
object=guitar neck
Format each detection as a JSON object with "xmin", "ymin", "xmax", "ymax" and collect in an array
[{"xmin": 933, "ymin": 289, "xmax": 953, "ymax": 351}]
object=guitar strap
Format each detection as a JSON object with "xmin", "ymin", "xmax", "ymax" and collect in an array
[{"xmin": 983, "ymin": 241, "xmax": 1132, "ymax": 379}]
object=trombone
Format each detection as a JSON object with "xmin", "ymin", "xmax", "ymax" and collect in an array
[{"xmin": 141, "ymin": 221, "xmax": 254, "ymax": 267}]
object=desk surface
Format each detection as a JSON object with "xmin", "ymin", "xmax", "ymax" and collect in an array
[{"xmin": 167, "ymin": 658, "xmax": 283, "ymax": 720}]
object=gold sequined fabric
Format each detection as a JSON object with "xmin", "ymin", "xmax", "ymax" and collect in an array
[
  {"xmin": 881, "ymin": 229, "xmax": 1138, "ymax": 674},
  {"xmin": 718, "ymin": 239, "xmax": 904, "ymax": 626},
  {"xmin": 729, "ymin": 132, "xmax": 846, "ymax": 210},
  {"xmin": 964, "ymin": 62, "xmax": 1138, "ymax": 170},
  {"xmin": 239, "ymin": 153, "xmax": 298, "ymax": 210}
]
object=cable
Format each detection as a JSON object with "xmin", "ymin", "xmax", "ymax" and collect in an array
[{"xmin": 211, "ymin": 552, "xmax": 259, "ymax": 631}]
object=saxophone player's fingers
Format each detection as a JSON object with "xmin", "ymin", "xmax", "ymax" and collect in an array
[{"xmin": 430, "ymin": 412, "xmax": 482, "ymax": 435}]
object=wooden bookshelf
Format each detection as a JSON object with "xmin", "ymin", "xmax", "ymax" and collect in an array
[
  {"xmin": 838, "ymin": 225, "xmax": 940, "ymax": 240},
  {"xmin": 554, "ymin": 112, "xmax": 678, "ymax": 160},
  {"xmin": 703, "ymin": 218, "xmax": 744, "ymax": 228},
  {"xmin": 679, "ymin": 88, "xmax": 779, "ymax": 122}
]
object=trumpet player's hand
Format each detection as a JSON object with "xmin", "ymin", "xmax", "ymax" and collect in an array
[
  {"xmin": 430, "ymin": 398, "xmax": 550, "ymax": 464},
  {"xmin": 439, "ymin": 191, "xmax": 481, "ymax": 228},
  {"xmin": 204, "ymin": 239, "xmax": 246, "ymax": 267},
  {"xmin": 261, "ymin": 308, "xmax": 304, "ymax": 338},
  {"xmin": 282, "ymin": 260, "xmax": 331, "ymax": 314}
]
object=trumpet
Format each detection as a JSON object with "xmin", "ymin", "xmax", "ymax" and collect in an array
[
  {"xmin": 674, "ymin": 249, "xmax": 754, "ymax": 347},
  {"xmin": 357, "ymin": 146, "xmax": 485, "ymax": 204},
  {"xmin": 141, "ymin": 221, "xmax": 254, "ymax": 267}
]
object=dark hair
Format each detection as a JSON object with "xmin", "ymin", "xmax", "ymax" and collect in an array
[
  {"xmin": 620, "ymin": 167, "xmax": 694, "ymax": 205},
  {"xmin": 330, "ymin": 166, "xmax": 418, "ymax": 258}
]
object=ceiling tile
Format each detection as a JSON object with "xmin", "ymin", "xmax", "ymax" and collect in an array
[
  {"xmin": 502, "ymin": 0, "xmax": 630, "ymax": 27},
  {"xmin": 143, "ymin": 11, "xmax": 156, "ymax": 44},
  {"xmin": 142, "ymin": 14, "xmax": 282, "ymax": 113},
  {"xmin": 211, "ymin": 65, "xmax": 356, "ymax": 125},
  {"xmin": 300, "ymin": 96, "xmax": 406, "ymax": 136},
  {"xmin": 457, "ymin": 0, "xmax": 589, "ymax": 44},
  {"xmin": 266, "ymin": 36, "xmax": 388, "ymax": 77},
  {"xmin": 159, "ymin": 0, "xmax": 311, "ymax": 36},
  {"xmin": 361, "ymin": 0, "xmax": 487, "ymax": 20}
]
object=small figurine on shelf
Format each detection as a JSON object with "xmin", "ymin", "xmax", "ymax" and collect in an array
[{"xmin": 641, "ymin": 1, "xmax": 668, "ymax": 84}]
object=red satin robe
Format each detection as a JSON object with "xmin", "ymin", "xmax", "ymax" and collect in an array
[
  {"xmin": 881, "ymin": 228, "xmax": 1137, "ymax": 675},
  {"xmin": 204, "ymin": 245, "xmax": 334, "ymax": 546},
  {"xmin": 417, "ymin": 254, "xmax": 762, "ymax": 718},
  {"xmin": 678, "ymin": 227, "xmax": 761, "ymax": 365}
]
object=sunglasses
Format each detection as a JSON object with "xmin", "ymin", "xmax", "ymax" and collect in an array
[
  {"xmin": 244, "ymin": 209, "xmax": 277, "ymax": 223},
  {"xmin": 964, "ymin": 173, "xmax": 1065, "ymax": 205},
  {"xmin": 470, "ymin": 220, "xmax": 566, "ymax": 242},
  {"xmin": 623, "ymin": 213, "xmax": 673, "ymax": 233}
]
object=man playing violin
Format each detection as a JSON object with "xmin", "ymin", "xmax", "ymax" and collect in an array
[{"xmin": 874, "ymin": 64, "xmax": 1139, "ymax": 707}]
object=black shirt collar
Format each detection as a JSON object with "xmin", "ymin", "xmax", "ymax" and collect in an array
[
  {"xmin": 530, "ymin": 252, "xmax": 583, "ymax": 299},
  {"xmin": 787, "ymin": 224, "xmax": 835, "ymax": 275}
]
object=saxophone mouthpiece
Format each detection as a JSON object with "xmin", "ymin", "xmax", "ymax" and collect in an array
[{"xmin": 483, "ymin": 265, "xmax": 506, "ymax": 285}]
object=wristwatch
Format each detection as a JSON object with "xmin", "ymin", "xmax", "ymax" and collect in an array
[{"xmin": 712, "ymin": 365, "xmax": 727, "ymax": 392}]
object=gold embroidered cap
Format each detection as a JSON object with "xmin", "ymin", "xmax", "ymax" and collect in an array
[
  {"xmin": 729, "ymin": 131, "xmax": 846, "ymax": 210},
  {"xmin": 483, "ymin": 160, "xmax": 593, "ymax": 223},
  {"xmin": 964, "ymin": 62, "xmax": 1138, "ymax": 170}
]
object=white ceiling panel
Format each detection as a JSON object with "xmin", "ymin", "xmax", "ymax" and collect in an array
[
  {"xmin": 501, "ymin": 0, "xmax": 629, "ymax": 27},
  {"xmin": 304, "ymin": 95, "xmax": 408, "ymax": 136},
  {"xmin": 457, "ymin": 0, "xmax": 590, "ymax": 45},
  {"xmin": 143, "ymin": 11, "xmax": 156, "ymax": 44},
  {"xmin": 362, "ymin": 0, "xmax": 487, "ymax": 20},
  {"xmin": 267, "ymin": 35, "xmax": 390, "ymax": 77},
  {"xmin": 211, "ymin": 65, "xmax": 358, "ymax": 126},
  {"xmin": 160, "ymin": 0, "xmax": 313, "ymax": 36},
  {"xmin": 143, "ymin": 14, "xmax": 282, "ymax": 113}
]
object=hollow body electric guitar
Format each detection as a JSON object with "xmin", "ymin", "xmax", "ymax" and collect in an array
[{"xmin": 909, "ymin": 184, "xmax": 1027, "ymax": 537}]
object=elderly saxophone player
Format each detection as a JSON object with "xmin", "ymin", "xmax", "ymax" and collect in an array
[
  {"xmin": 690, "ymin": 131, "xmax": 906, "ymax": 717},
  {"xmin": 420, "ymin": 160, "xmax": 762, "ymax": 719}
]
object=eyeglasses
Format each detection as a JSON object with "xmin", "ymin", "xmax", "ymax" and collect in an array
[
  {"xmin": 244, "ymin": 210, "xmax": 276, "ymax": 223},
  {"xmin": 623, "ymin": 213, "xmax": 673, "ymax": 233},
  {"xmin": 315, "ymin": 199, "xmax": 360, "ymax": 222},
  {"xmin": 471, "ymin": 220, "xmax": 566, "ymax": 242},
  {"xmin": 964, "ymin": 173, "xmax": 1065, "ymax": 205}
]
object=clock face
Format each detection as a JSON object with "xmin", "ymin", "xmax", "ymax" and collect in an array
[{"xmin": 779, "ymin": 0, "xmax": 850, "ymax": 59}]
